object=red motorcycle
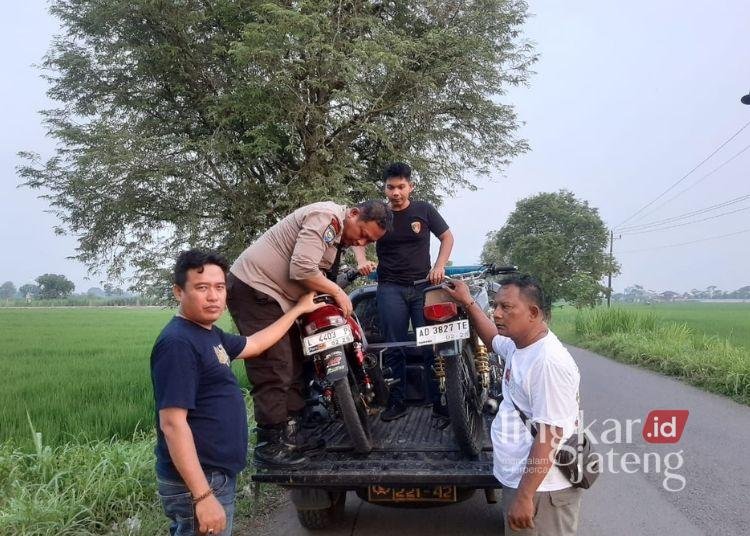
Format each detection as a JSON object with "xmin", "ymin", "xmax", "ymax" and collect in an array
[{"xmin": 298, "ymin": 295, "xmax": 387, "ymax": 454}]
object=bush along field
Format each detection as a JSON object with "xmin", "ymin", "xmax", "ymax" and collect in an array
[
  {"xmin": 551, "ymin": 304, "xmax": 750, "ymax": 405},
  {"xmin": 0, "ymin": 308, "xmax": 281, "ymax": 535}
]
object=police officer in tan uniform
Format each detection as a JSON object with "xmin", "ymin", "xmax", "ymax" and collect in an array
[{"xmin": 227, "ymin": 200, "xmax": 392, "ymax": 467}]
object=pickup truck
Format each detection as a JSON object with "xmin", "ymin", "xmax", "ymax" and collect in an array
[{"xmin": 253, "ymin": 272, "xmax": 501, "ymax": 529}]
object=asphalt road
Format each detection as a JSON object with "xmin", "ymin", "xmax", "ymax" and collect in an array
[{"xmin": 255, "ymin": 345, "xmax": 750, "ymax": 535}]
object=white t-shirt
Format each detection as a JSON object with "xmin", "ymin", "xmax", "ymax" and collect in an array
[{"xmin": 490, "ymin": 331, "xmax": 580, "ymax": 491}]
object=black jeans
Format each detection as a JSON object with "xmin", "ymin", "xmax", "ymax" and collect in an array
[
  {"xmin": 376, "ymin": 282, "xmax": 438, "ymax": 404},
  {"xmin": 226, "ymin": 273, "xmax": 305, "ymax": 427}
]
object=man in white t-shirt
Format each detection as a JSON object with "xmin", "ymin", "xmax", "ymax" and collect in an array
[{"xmin": 446, "ymin": 274, "xmax": 582, "ymax": 535}]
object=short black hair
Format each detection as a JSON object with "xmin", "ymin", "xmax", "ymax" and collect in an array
[
  {"xmin": 356, "ymin": 200, "xmax": 394, "ymax": 232},
  {"xmin": 499, "ymin": 273, "xmax": 552, "ymax": 320},
  {"xmin": 383, "ymin": 162, "xmax": 412, "ymax": 181},
  {"xmin": 173, "ymin": 249, "xmax": 229, "ymax": 289}
]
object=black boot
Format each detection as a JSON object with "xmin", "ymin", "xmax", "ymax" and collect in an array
[
  {"xmin": 286, "ymin": 417, "xmax": 325, "ymax": 453},
  {"xmin": 254, "ymin": 426, "xmax": 308, "ymax": 468}
]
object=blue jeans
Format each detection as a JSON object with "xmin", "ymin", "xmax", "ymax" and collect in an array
[
  {"xmin": 376, "ymin": 282, "xmax": 438, "ymax": 404},
  {"xmin": 157, "ymin": 470, "xmax": 237, "ymax": 536}
]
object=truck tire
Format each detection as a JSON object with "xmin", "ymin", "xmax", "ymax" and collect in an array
[
  {"xmin": 445, "ymin": 344, "xmax": 484, "ymax": 459},
  {"xmin": 333, "ymin": 372, "xmax": 372, "ymax": 454},
  {"xmin": 296, "ymin": 491, "xmax": 346, "ymax": 530}
]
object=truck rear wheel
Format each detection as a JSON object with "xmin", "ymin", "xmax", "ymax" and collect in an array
[
  {"xmin": 445, "ymin": 344, "xmax": 484, "ymax": 459},
  {"xmin": 296, "ymin": 491, "xmax": 346, "ymax": 530},
  {"xmin": 333, "ymin": 371, "xmax": 372, "ymax": 454}
]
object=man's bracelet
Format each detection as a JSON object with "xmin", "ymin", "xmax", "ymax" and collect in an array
[
  {"xmin": 192, "ymin": 488, "xmax": 213, "ymax": 504},
  {"xmin": 464, "ymin": 300, "xmax": 476, "ymax": 309}
]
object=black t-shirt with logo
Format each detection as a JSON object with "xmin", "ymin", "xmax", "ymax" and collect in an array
[
  {"xmin": 376, "ymin": 200, "xmax": 449, "ymax": 285},
  {"xmin": 151, "ymin": 316, "xmax": 247, "ymax": 479}
]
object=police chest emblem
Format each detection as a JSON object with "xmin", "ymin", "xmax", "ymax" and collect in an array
[
  {"xmin": 213, "ymin": 345, "xmax": 230, "ymax": 366},
  {"xmin": 323, "ymin": 224, "xmax": 336, "ymax": 245},
  {"xmin": 411, "ymin": 221, "xmax": 421, "ymax": 234}
]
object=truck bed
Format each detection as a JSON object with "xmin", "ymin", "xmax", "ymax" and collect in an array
[{"xmin": 253, "ymin": 406, "xmax": 498, "ymax": 487}]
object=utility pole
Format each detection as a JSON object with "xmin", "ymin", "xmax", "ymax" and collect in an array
[{"xmin": 607, "ymin": 229, "xmax": 614, "ymax": 308}]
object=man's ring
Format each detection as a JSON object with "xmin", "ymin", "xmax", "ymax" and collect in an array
[{"xmin": 208, "ymin": 530, "xmax": 214, "ymax": 535}]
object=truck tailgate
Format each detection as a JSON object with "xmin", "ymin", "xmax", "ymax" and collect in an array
[{"xmin": 253, "ymin": 406, "xmax": 498, "ymax": 487}]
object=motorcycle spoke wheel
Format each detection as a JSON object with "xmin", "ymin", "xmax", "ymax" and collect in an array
[
  {"xmin": 445, "ymin": 345, "xmax": 485, "ymax": 459},
  {"xmin": 333, "ymin": 372, "xmax": 372, "ymax": 454}
]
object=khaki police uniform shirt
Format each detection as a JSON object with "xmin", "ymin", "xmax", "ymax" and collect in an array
[{"xmin": 230, "ymin": 202, "xmax": 347, "ymax": 312}]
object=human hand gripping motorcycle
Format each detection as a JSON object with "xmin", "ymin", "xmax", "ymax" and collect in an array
[
  {"xmin": 427, "ymin": 264, "xmax": 446, "ymax": 285},
  {"xmin": 442, "ymin": 279, "xmax": 499, "ymax": 349},
  {"xmin": 294, "ymin": 291, "xmax": 327, "ymax": 315}
]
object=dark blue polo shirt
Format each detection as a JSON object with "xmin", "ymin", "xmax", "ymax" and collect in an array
[
  {"xmin": 151, "ymin": 316, "xmax": 247, "ymax": 479},
  {"xmin": 376, "ymin": 200, "xmax": 449, "ymax": 285}
]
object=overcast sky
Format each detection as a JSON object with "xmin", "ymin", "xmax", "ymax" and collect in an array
[{"xmin": 2, "ymin": 1, "xmax": 749, "ymax": 294}]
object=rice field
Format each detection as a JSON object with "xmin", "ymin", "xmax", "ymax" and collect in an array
[
  {"xmin": 0, "ymin": 307, "xmax": 266, "ymax": 535},
  {"xmin": 551, "ymin": 302, "xmax": 750, "ymax": 405},
  {"xmin": 0, "ymin": 307, "xmax": 249, "ymax": 447}
]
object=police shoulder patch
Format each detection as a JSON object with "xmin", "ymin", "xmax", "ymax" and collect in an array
[{"xmin": 323, "ymin": 225, "xmax": 336, "ymax": 245}]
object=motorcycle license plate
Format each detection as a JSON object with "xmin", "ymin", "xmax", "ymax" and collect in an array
[
  {"xmin": 416, "ymin": 319, "xmax": 470, "ymax": 346},
  {"xmin": 302, "ymin": 325, "xmax": 354, "ymax": 356},
  {"xmin": 368, "ymin": 485, "xmax": 457, "ymax": 503}
]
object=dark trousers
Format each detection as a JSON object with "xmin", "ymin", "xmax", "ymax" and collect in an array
[
  {"xmin": 376, "ymin": 281, "xmax": 438, "ymax": 404},
  {"xmin": 226, "ymin": 273, "xmax": 305, "ymax": 427}
]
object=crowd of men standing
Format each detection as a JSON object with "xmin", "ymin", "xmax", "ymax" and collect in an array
[{"xmin": 149, "ymin": 162, "xmax": 584, "ymax": 536}]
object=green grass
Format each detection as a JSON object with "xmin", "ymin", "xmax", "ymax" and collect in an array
[
  {"xmin": 0, "ymin": 307, "xmax": 278, "ymax": 535},
  {"xmin": 605, "ymin": 302, "xmax": 750, "ymax": 351},
  {"xmin": 0, "ymin": 308, "xmax": 248, "ymax": 447},
  {"xmin": 551, "ymin": 303, "xmax": 750, "ymax": 405},
  {"xmin": 0, "ymin": 425, "xmax": 282, "ymax": 535}
]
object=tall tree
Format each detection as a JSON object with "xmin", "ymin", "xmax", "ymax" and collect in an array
[
  {"xmin": 19, "ymin": 284, "xmax": 41, "ymax": 299},
  {"xmin": 19, "ymin": 0, "xmax": 535, "ymax": 295},
  {"xmin": 0, "ymin": 281, "xmax": 16, "ymax": 300},
  {"xmin": 481, "ymin": 190, "xmax": 619, "ymax": 307},
  {"xmin": 35, "ymin": 274, "xmax": 75, "ymax": 299}
]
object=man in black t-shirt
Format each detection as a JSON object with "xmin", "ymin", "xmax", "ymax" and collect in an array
[
  {"xmin": 355, "ymin": 162, "xmax": 454, "ymax": 421},
  {"xmin": 151, "ymin": 249, "xmax": 320, "ymax": 536}
]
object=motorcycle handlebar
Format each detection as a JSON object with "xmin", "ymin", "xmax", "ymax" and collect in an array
[
  {"xmin": 412, "ymin": 264, "xmax": 518, "ymax": 285},
  {"xmin": 340, "ymin": 264, "xmax": 519, "ymax": 287}
]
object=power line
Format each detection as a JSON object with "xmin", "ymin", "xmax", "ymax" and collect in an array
[
  {"xmin": 620, "ymin": 205, "xmax": 750, "ymax": 235},
  {"xmin": 614, "ymin": 120, "xmax": 750, "ymax": 230},
  {"xmin": 618, "ymin": 228, "xmax": 750, "ymax": 253},
  {"xmin": 618, "ymin": 193, "xmax": 750, "ymax": 232},
  {"xmin": 629, "ymin": 142, "xmax": 750, "ymax": 224}
]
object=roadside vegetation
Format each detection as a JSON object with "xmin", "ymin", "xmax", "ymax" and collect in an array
[
  {"xmin": 0, "ymin": 296, "xmax": 159, "ymax": 307},
  {"xmin": 0, "ymin": 308, "xmax": 282, "ymax": 535},
  {"xmin": 551, "ymin": 303, "xmax": 750, "ymax": 405}
]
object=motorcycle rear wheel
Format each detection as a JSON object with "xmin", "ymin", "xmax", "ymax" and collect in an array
[
  {"xmin": 445, "ymin": 344, "xmax": 485, "ymax": 459},
  {"xmin": 333, "ymin": 371, "xmax": 372, "ymax": 454}
]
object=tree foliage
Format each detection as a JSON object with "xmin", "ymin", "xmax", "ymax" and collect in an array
[
  {"xmin": 19, "ymin": 284, "xmax": 41, "ymax": 299},
  {"xmin": 35, "ymin": 274, "xmax": 76, "ymax": 299},
  {"xmin": 0, "ymin": 281, "xmax": 16, "ymax": 300},
  {"xmin": 481, "ymin": 190, "xmax": 619, "ymax": 307},
  {"xmin": 19, "ymin": 0, "xmax": 535, "ymax": 295}
]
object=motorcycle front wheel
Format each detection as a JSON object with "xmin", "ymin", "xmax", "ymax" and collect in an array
[
  {"xmin": 445, "ymin": 343, "xmax": 485, "ymax": 459},
  {"xmin": 333, "ymin": 370, "xmax": 372, "ymax": 454}
]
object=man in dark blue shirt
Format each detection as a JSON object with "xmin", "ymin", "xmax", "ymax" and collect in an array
[
  {"xmin": 151, "ymin": 249, "xmax": 321, "ymax": 536},
  {"xmin": 354, "ymin": 163, "xmax": 454, "ymax": 421}
]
